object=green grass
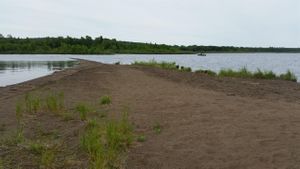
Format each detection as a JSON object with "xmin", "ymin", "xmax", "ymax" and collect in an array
[
  {"xmin": 219, "ymin": 67, "xmax": 253, "ymax": 78},
  {"xmin": 136, "ymin": 135, "xmax": 146, "ymax": 142},
  {"xmin": 195, "ymin": 69, "xmax": 217, "ymax": 76},
  {"xmin": 133, "ymin": 59, "xmax": 178, "ymax": 70},
  {"xmin": 28, "ymin": 141, "xmax": 45, "ymax": 155},
  {"xmin": 40, "ymin": 149, "xmax": 55, "ymax": 168},
  {"xmin": 0, "ymin": 158, "xmax": 3, "ymax": 169},
  {"xmin": 218, "ymin": 67, "xmax": 297, "ymax": 82},
  {"xmin": 80, "ymin": 113, "xmax": 133, "ymax": 169},
  {"xmin": 76, "ymin": 103, "xmax": 91, "ymax": 121},
  {"xmin": 15, "ymin": 102, "xmax": 23, "ymax": 125},
  {"xmin": 133, "ymin": 59, "xmax": 192, "ymax": 72},
  {"xmin": 45, "ymin": 92, "xmax": 65, "ymax": 114},
  {"xmin": 24, "ymin": 93, "xmax": 41, "ymax": 114},
  {"xmin": 100, "ymin": 96, "xmax": 111, "ymax": 105},
  {"xmin": 279, "ymin": 70, "xmax": 297, "ymax": 82},
  {"xmin": 153, "ymin": 123, "xmax": 162, "ymax": 134}
]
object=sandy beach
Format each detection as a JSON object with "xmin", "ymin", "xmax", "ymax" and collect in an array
[{"xmin": 1, "ymin": 60, "xmax": 300, "ymax": 169}]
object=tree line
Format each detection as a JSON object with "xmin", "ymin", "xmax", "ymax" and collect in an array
[{"xmin": 0, "ymin": 34, "xmax": 299, "ymax": 54}]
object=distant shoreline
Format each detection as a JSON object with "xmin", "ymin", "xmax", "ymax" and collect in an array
[
  {"xmin": 1, "ymin": 52, "xmax": 300, "ymax": 55},
  {"xmin": 1, "ymin": 36, "xmax": 299, "ymax": 54}
]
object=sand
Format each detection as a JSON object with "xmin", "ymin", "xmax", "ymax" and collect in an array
[{"xmin": 1, "ymin": 60, "xmax": 300, "ymax": 169}]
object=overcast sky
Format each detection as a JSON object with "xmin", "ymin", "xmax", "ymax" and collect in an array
[{"xmin": 0, "ymin": 0, "xmax": 299, "ymax": 47}]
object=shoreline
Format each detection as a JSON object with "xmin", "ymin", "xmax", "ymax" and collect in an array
[{"xmin": 1, "ymin": 60, "xmax": 300, "ymax": 168}]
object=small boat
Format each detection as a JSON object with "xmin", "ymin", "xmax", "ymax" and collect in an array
[{"xmin": 197, "ymin": 53, "xmax": 206, "ymax": 56}]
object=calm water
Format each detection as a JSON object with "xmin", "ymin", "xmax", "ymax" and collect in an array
[{"xmin": 1, "ymin": 53, "xmax": 300, "ymax": 86}]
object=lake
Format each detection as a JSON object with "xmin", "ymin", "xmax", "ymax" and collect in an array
[{"xmin": 1, "ymin": 53, "xmax": 300, "ymax": 86}]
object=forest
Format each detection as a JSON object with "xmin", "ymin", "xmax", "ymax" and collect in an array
[{"xmin": 0, "ymin": 34, "xmax": 299, "ymax": 54}]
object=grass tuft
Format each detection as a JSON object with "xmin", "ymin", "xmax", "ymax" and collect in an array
[
  {"xmin": 28, "ymin": 141, "xmax": 45, "ymax": 155},
  {"xmin": 45, "ymin": 92, "xmax": 65, "ymax": 114},
  {"xmin": 40, "ymin": 149, "xmax": 55, "ymax": 168},
  {"xmin": 153, "ymin": 123, "xmax": 162, "ymax": 134},
  {"xmin": 80, "ymin": 113, "xmax": 133, "ymax": 168},
  {"xmin": 76, "ymin": 103, "xmax": 91, "ymax": 121},
  {"xmin": 136, "ymin": 135, "xmax": 146, "ymax": 142},
  {"xmin": 24, "ymin": 93, "xmax": 41, "ymax": 114},
  {"xmin": 100, "ymin": 96, "xmax": 111, "ymax": 105}
]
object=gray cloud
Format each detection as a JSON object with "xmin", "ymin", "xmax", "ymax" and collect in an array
[{"xmin": 0, "ymin": 0, "xmax": 299, "ymax": 47}]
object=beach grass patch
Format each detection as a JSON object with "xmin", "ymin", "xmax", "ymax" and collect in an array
[
  {"xmin": 80, "ymin": 113, "xmax": 133, "ymax": 168},
  {"xmin": 40, "ymin": 149, "xmax": 55, "ymax": 168},
  {"xmin": 100, "ymin": 96, "xmax": 111, "ymax": 105},
  {"xmin": 133, "ymin": 59, "xmax": 178, "ymax": 70},
  {"xmin": 76, "ymin": 103, "xmax": 91, "ymax": 121},
  {"xmin": 28, "ymin": 141, "xmax": 45, "ymax": 155},
  {"xmin": 217, "ymin": 67, "xmax": 297, "ymax": 82},
  {"xmin": 279, "ymin": 70, "xmax": 297, "ymax": 82},
  {"xmin": 45, "ymin": 92, "xmax": 65, "ymax": 114},
  {"xmin": 24, "ymin": 93, "xmax": 41, "ymax": 114}
]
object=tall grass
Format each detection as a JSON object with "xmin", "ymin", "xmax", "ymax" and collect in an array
[
  {"xmin": 80, "ymin": 113, "xmax": 133, "ymax": 169},
  {"xmin": 76, "ymin": 103, "xmax": 91, "ymax": 121},
  {"xmin": 15, "ymin": 102, "xmax": 24, "ymax": 144},
  {"xmin": 133, "ymin": 59, "xmax": 192, "ymax": 72},
  {"xmin": 24, "ymin": 93, "xmax": 41, "ymax": 114},
  {"xmin": 133, "ymin": 59, "xmax": 177, "ymax": 70},
  {"xmin": 279, "ymin": 70, "xmax": 297, "ymax": 82},
  {"xmin": 40, "ymin": 149, "xmax": 55, "ymax": 168},
  {"xmin": 218, "ymin": 67, "xmax": 297, "ymax": 82},
  {"xmin": 45, "ymin": 92, "xmax": 65, "ymax": 114}
]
